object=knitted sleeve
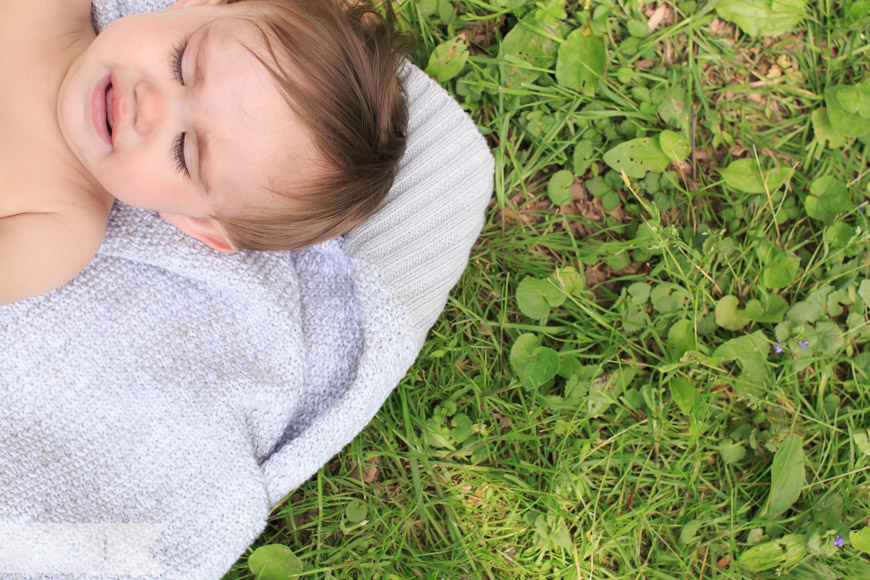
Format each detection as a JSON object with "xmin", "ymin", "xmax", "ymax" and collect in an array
[{"xmin": 345, "ymin": 64, "xmax": 495, "ymax": 346}]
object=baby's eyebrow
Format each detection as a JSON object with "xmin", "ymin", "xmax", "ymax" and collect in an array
[{"xmin": 194, "ymin": 27, "xmax": 213, "ymax": 196}]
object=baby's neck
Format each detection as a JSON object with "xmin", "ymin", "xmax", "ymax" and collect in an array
[
  {"xmin": 55, "ymin": 36, "xmax": 116, "ymax": 206},
  {"xmin": 0, "ymin": 2, "xmax": 113, "ymax": 210}
]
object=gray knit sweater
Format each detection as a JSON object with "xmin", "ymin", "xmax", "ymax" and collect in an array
[{"xmin": 0, "ymin": 1, "xmax": 493, "ymax": 577}]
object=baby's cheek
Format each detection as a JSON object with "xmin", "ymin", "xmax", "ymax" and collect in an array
[{"xmin": 106, "ymin": 168, "xmax": 155, "ymax": 206}]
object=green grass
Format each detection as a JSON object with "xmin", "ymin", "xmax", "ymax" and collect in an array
[{"xmin": 226, "ymin": 0, "xmax": 870, "ymax": 578}]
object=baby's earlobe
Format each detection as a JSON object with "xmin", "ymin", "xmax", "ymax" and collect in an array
[{"xmin": 158, "ymin": 212, "xmax": 238, "ymax": 253}]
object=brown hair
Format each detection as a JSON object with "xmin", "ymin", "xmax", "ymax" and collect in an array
[{"xmin": 220, "ymin": 0, "xmax": 411, "ymax": 250}]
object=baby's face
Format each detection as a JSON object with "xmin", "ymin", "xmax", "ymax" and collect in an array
[{"xmin": 57, "ymin": 0, "xmax": 320, "ymax": 250}]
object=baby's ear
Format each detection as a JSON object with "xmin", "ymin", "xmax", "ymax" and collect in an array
[
  {"xmin": 159, "ymin": 213, "xmax": 238, "ymax": 253},
  {"xmin": 164, "ymin": 0, "xmax": 227, "ymax": 10}
]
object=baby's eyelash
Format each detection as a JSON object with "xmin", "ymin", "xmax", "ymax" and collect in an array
[
  {"xmin": 170, "ymin": 37, "xmax": 189, "ymax": 85},
  {"xmin": 170, "ymin": 35, "xmax": 191, "ymax": 178},
  {"xmin": 173, "ymin": 133, "xmax": 189, "ymax": 178}
]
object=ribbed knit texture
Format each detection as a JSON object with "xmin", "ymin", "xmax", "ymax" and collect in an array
[{"xmin": 0, "ymin": 1, "xmax": 493, "ymax": 578}]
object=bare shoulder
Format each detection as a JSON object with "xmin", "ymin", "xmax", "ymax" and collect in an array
[
  {"xmin": 0, "ymin": 0, "xmax": 93, "ymax": 42},
  {"xmin": 0, "ymin": 200, "xmax": 109, "ymax": 306}
]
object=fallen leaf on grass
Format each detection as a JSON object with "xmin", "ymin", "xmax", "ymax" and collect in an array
[{"xmin": 647, "ymin": 3, "xmax": 670, "ymax": 32}]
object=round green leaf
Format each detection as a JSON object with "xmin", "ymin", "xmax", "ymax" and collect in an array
[
  {"xmin": 825, "ymin": 85, "xmax": 870, "ymax": 138},
  {"xmin": 804, "ymin": 176, "xmax": 852, "ymax": 222},
  {"xmin": 715, "ymin": 295, "xmax": 749, "ymax": 331},
  {"xmin": 851, "ymin": 527, "xmax": 870, "ymax": 554},
  {"xmin": 739, "ymin": 536, "xmax": 806, "ymax": 572},
  {"xmin": 859, "ymin": 279, "xmax": 870, "ymax": 310},
  {"xmin": 816, "ymin": 321, "xmax": 845, "ymax": 356},
  {"xmin": 811, "ymin": 175, "xmax": 849, "ymax": 200},
  {"xmin": 679, "ymin": 520, "xmax": 703, "ymax": 546},
  {"xmin": 811, "ymin": 108, "xmax": 847, "ymax": 149},
  {"xmin": 659, "ymin": 131, "xmax": 690, "ymax": 162},
  {"xmin": 786, "ymin": 301, "xmax": 824, "ymax": 324},
  {"xmin": 517, "ymin": 281, "xmax": 550, "ymax": 319},
  {"xmin": 626, "ymin": 19, "xmax": 649, "ymax": 37},
  {"xmin": 547, "ymin": 170, "xmax": 574, "ymax": 206},
  {"xmin": 714, "ymin": 0, "xmax": 806, "ymax": 37},
  {"xmin": 555, "ymin": 27, "xmax": 605, "ymax": 96},
  {"xmin": 667, "ymin": 319, "xmax": 696, "ymax": 354},
  {"xmin": 717, "ymin": 438, "xmax": 747, "ymax": 464},
  {"xmin": 345, "ymin": 500, "xmax": 368, "ymax": 523},
  {"xmin": 838, "ymin": 85, "xmax": 861, "ymax": 113},
  {"xmin": 499, "ymin": 16, "xmax": 561, "ymax": 89},
  {"xmin": 601, "ymin": 190, "xmax": 621, "ymax": 211},
  {"xmin": 549, "ymin": 266, "xmax": 585, "ymax": 296},
  {"xmin": 416, "ymin": 0, "xmax": 439, "ymax": 19},
  {"xmin": 650, "ymin": 283, "xmax": 689, "ymax": 313},
  {"xmin": 762, "ymin": 252, "xmax": 799, "ymax": 289},
  {"xmin": 745, "ymin": 294, "xmax": 788, "ymax": 323},
  {"xmin": 603, "ymin": 138, "xmax": 670, "ymax": 178},
  {"xmin": 780, "ymin": 535, "xmax": 807, "ymax": 566},
  {"xmin": 572, "ymin": 140, "xmax": 596, "ymax": 176},
  {"xmin": 588, "ymin": 367, "xmax": 635, "ymax": 416},
  {"xmin": 522, "ymin": 110, "xmax": 557, "ymax": 141},
  {"xmin": 858, "ymin": 83, "xmax": 870, "ymax": 118},
  {"xmin": 605, "ymin": 251, "xmax": 631, "ymax": 271},
  {"xmin": 719, "ymin": 158, "xmax": 793, "ymax": 194},
  {"xmin": 557, "ymin": 354, "xmax": 583, "ymax": 379},
  {"xmin": 517, "ymin": 276, "xmax": 564, "ymax": 319},
  {"xmin": 738, "ymin": 542, "xmax": 781, "ymax": 572},
  {"xmin": 425, "ymin": 37, "xmax": 469, "ymax": 83},
  {"xmin": 813, "ymin": 494, "xmax": 844, "ymax": 529},
  {"xmin": 769, "ymin": 434, "xmax": 804, "ymax": 514},
  {"xmin": 248, "ymin": 545, "xmax": 303, "ymax": 580},
  {"xmin": 658, "ymin": 84, "xmax": 690, "ymax": 133},
  {"xmin": 627, "ymin": 282, "xmax": 651, "ymax": 305},
  {"xmin": 509, "ymin": 333, "xmax": 560, "ymax": 390},
  {"xmin": 509, "ymin": 333, "xmax": 536, "ymax": 371},
  {"xmin": 669, "ymin": 377, "xmax": 696, "ymax": 415},
  {"xmin": 585, "ymin": 175, "xmax": 611, "ymax": 197},
  {"xmin": 824, "ymin": 222, "xmax": 854, "ymax": 248}
]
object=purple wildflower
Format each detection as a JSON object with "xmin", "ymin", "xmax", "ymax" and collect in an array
[
  {"xmin": 799, "ymin": 340, "xmax": 809, "ymax": 350},
  {"xmin": 834, "ymin": 535, "xmax": 844, "ymax": 547},
  {"xmin": 773, "ymin": 340, "xmax": 784, "ymax": 354}
]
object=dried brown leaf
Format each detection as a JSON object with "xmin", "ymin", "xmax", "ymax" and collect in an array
[{"xmin": 647, "ymin": 3, "xmax": 670, "ymax": 33}]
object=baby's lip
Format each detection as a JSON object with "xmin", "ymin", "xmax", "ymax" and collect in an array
[
  {"xmin": 91, "ymin": 74, "xmax": 113, "ymax": 147},
  {"xmin": 107, "ymin": 81, "xmax": 116, "ymax": 137},
  {"xmin": 110, "ymin": 76, "xmax": 125, "ymax": 141}
]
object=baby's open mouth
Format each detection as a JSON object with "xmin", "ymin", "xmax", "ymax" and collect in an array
[{"xmin": 105, "ymin": 82, "xmax": 115, "ymax": 137}]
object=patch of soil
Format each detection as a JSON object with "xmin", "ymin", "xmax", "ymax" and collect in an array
[{"xmin": 458, "ymin": 14, "xmax": 506, "ymax": 53}]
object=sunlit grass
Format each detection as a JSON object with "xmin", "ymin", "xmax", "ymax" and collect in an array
[{"xmin": 225, "ymin": 0, "xmax": 870, "ymax": 578}]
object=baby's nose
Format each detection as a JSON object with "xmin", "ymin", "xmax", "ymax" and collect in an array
[{"xmin": 133, "ymin": 81, "xmax": 167, "ymax": 135}]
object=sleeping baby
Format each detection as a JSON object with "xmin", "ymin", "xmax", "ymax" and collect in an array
[{"xmin": 0, "ymin": 0, "xmax": 408, "ymax": 305}]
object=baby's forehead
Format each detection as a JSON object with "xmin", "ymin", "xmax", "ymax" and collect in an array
[
  {"xmin": 193, "ymin": 7, "xmax": 324, "ymax": 210},
  {"xmin": 202, "ymin": 7, "xmax": 289, "ymax": 53},
  {"xmin": 201, "ymin": 13, "xmax": 305, "ymax": 96},
  {"xmin": 204, "ymin": 84, "xmax": 321, "ymax": 213}
]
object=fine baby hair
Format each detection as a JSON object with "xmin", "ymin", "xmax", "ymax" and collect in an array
[{"xmin": 218, "ymin": 0, "xmax": 411, "ymax": 250}]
